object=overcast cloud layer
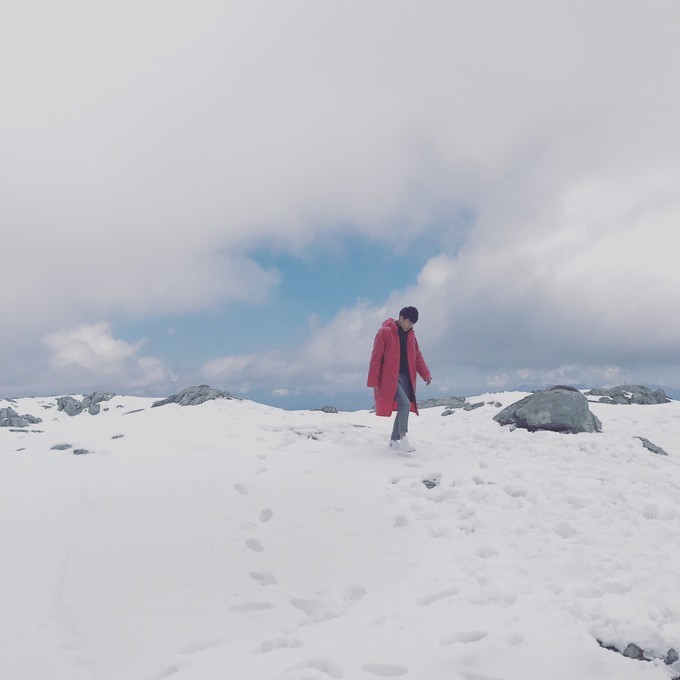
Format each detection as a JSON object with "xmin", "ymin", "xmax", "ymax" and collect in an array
[{"xmin": 2, "ymin": 1, "xmax": 678, "ymax": 401}]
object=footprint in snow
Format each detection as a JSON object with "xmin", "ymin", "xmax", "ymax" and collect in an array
[
  {"xmin": 233, "ymin": 483, "xmax": 249, "ymax": 495},
  {"xmin": 416, "ymin": 587, "xmax": 459, "ymax": 606},
  {"xmin": 177, "ymin": 638, "xmax": 225, "ymax": 655},
  {"xmin": 286, "ymin": 657, "xmax": 343, "ymax": 679},
  {"xmin": 361, "ymin": 663, "xmax": 408, "ymax": 677},
  {"xmin": 253, "ymin": 636, "xmax": 303, "ymax": 654},
  {"xmin": 229, "ymin": 602, "xmax": 275, "ymax": 612},
  {"xmin": 245, "ymin": 538, "xmax": 264, "ymax": 552},
  {"xmin": 259, "ymin": 508, "xmax": 273, "ymax": 522},
  {"xmin": 440, "ymin": 630, "xmax": 488, "ymax": 646},
  {"xmin": 289, "ymin": 598, "xmax": 343, "ymax": 624},
  {"xmin": 344, "ymin": 585, "xmax": 367, "ymax": 601},
  {"xmin": 249, "ymin": 571, "xmax": 278, "ymax": 585}
]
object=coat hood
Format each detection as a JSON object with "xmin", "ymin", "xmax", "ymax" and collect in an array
[{"xmin": 382, "ymin": 317, "xmax": 413, "ymax": 332}]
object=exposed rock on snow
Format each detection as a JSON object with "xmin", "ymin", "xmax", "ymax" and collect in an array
[
  {"xmin": 313, "ymin": 405, "xmax": 339, "ymax": 413},
  {"xmin": 151, "ymin": 384, "xmax": 239, "ymax": 408},
  {"xmin": 586, "ymin": 385, "xmax": 669, "ymax": 405},
  {"xmin": 442, "ymin": 401, "xmax": 485, "ymax": 416},
  {"xmin": 57, "ymin": 392, "xmax": 115, "ymax": 416},
  {"xmin": 493, "ymin": 386, "xmax": 602, "ymax": 434},
  {"xmin": 634, "ymin": 436, "xmax": 669, "ymax": 456},
  {"xmin": 50, "ymin": 444, "xmax": 72, "ymax": 451},
  {"xmin": 622, "ymin": 643, "xmax": 646, "ymax": 660},
  {"xmin": 418, "ymin": 396, "xmax": 467, "ymax": 409},
  {"xmin": 419, "ymin": 396, "xmax": 487, "ymax": 415},
  {"xmin": 0, "ymin": 407, "xmax": 43, "ymax": 428}
]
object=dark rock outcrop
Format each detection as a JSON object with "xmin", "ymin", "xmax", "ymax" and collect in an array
[
  {"xmin": 493, "ymin": 386, "xmax": 602, "ymax": 434},
  {"xmin": 586, "ymin": 385, "xmax": 669, "ymax": 405},
  {"xmin": 418, "ymin": 396, "xmax": 467, "ymax": 409},
  {"xmin": 0, "ymin": 407, "xmax": 43, "ymax": 428},
  {"xmin": 313, "ymin": 405, "xmax": 339, "ymax": 413},
  {"xmin": 635, "ymin": 437, "xmax": 668, "ymax": 456},
  {"xmin": 152, "ymin": 384, "xmax": 239, "ymax": 408},
  {"xmin": 57, "ymin": 392, "xmax": 115, "ymax": 416}
]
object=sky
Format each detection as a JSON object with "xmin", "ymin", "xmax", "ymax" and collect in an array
[{"xmin": 2, "ymin": 0, "xmax": 679, "ymax": 408}]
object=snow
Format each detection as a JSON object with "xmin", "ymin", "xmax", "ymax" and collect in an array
[{"xmin": 2, "ymin": 392, "xmax": 680, "ymax": 679}]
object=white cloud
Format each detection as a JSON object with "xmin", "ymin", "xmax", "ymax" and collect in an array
[
  {"xmin": 3, "ymin": 1, "xmax": 680, "ymax": 397},
  {"xmin": 43, "ymin": 323, "xmax": 169, "ymax": 391}
]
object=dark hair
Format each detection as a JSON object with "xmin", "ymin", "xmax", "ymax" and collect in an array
[{"xmin": 399, "ymin": 306, "xmax": 419, "ymax": 324}]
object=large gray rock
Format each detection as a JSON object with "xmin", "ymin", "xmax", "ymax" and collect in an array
[
  {"xmin": 493, "ymin": 386, "xmax": 602, "ymax": 434},
  {"xmin": 57, "ymin": 392, "xmax": 115, "ymax": 416},
  {"xmin": 586, "ymin": 385, "xmax": 669, "ymax": 405},
  {"xmin": 0, "ymin": 407, "xmax": 43, "ymax": 428},
  {"xmin": 57, "ymin": 396, "xmax": 82, "ymax": 416},
  {"xmin": 152, "ymin": 384, "xmax": 239, "ymax": 408}
]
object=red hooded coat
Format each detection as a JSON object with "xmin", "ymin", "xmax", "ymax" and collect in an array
[{"xmin": 367, "ymin": 318, "xmax": 431, "ymax": 417}]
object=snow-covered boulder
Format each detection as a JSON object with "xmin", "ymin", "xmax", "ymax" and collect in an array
[
  {"xmin": 0, "ymin": 407, "xmax": 42, "ymax": 428},
  {"xmin": 57, "ymin": 392, "xmax": 115, "ymax": 416},
  {"xmin": 586, "ymin": 385, "xmax": 669, "ymax": 405},
  {"xmin": 151, "ymin": 384, "xmax": 239, "ymax": 408},
  {"xmin": 493, "ymin": 386, "xmax": 602, "ymax": 434}
]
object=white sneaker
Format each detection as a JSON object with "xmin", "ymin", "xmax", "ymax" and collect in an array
[
  {"xmin": 399, "ymin": 437, "xmax": 416, "ymax": 453},
  {"xmin": 389, "ymin": 437, "xmax": 416, "ymax": 454}
]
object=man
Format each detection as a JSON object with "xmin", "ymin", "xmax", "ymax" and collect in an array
[{"xmin": 367, "ymin": 306, "xmax": 432, "ymax": 453}]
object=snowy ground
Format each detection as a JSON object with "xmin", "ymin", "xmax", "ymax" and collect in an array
[{"xmin": 2, "ymin": 391, "xmax": 680, "ymax": 680}]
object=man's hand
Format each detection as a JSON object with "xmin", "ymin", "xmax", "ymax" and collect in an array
[{"xmin": 426, "ymin": 377, "xmax": 432, "ymax": 385}]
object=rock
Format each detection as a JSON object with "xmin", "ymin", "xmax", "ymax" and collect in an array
[
  {"xmin": 422, "ymin": 476, "xmax": 440, "ymax": 489},
  {"xmin": 0, "ymin": 407, "xmax": 43, "ymax": 428},
  {"xmin": 493, "ymin": 386, "xmax": 602, "ymax": 434},
  {"xmin": 418, "ymin": 396, "xmax": 467, "ymax": 410},
  {"xmin": 623, "ymin": 643, "xmax": 645, "ymax": 660},
  {"xmin": 635, "ymin": 437, "xmax": 668, "ymax": 456},
  {"xmin": 83, "ymin": 392, "xmax": 115, "ymax": 415},
  {"xmin": 152, "ymin": 384, "xmax": 239, "ymax": 408},
  {"xmin": 51, "ymin": 444, "xmax": 73, "ymax": 451},
  {"xmin": 111, "ymin": 434, "xmax": 125, "ymax": 440},
  {"xmin": 313, "ymin": 405, "xmax": 338, "ymax": 413},
  {"xmin": 586, "ymin": 385, "xmax": 669, "ymax": 405},
  {"xmin": 73, "ymin": 449, "xmax": 90, "ymax": 455},
  {"xmin": 57, "ymin": 392, "xmax": 115, "ymax": 416},
  {"xmin": 442, "ymin": 400, "xmax": 484, "ymax": 415},
  {"xmin": 10, "ymin": 429, "xmax": 28, "ymax": 433},
  {"xmin": 666, "ymin": 649, "xmax": 679, "ymax": 665},
  {"xmin": 56, "ymin": 396, "xmax": 83, "ymax": 416}
]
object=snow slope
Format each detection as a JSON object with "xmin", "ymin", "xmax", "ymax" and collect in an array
[{"xmin": 1, "ymin": 392, "xmax": 680, "ymax": 680}]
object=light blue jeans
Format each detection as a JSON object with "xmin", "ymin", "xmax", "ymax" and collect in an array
[{"xmin": 391, "ymin": 372, "xmax": 411, "ymax": 440}]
